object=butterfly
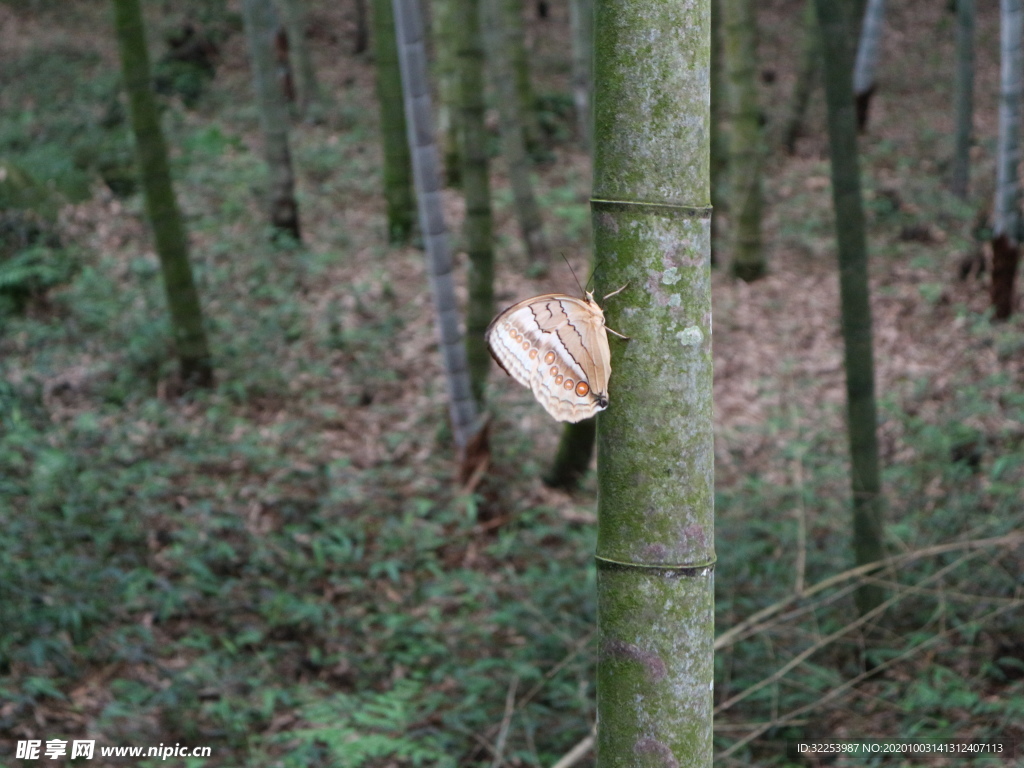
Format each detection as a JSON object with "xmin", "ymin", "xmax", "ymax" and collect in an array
[{"xmin": 485, "ymin": 287, "xmax": 626, "ymax": 422}]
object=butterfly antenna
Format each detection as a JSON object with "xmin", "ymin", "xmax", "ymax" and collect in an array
[{"xmin": 562, "ymin": 252, "xmax": 587, "ymax": 296}]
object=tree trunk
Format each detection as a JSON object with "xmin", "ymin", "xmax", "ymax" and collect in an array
[
  {"xmin": 504, "ymin": 0, "xmax": 542, "ymax": 155},
  {"xmin": 553, "ymin": 0, "xmax": 597, "ymax": 486},
  {"xmin": 592, "ymin": 0, "xmax": 714, "ymax": 762},
  {"xmin": 430, "ymin": 0, "xmax": 462, "ymax": 185},
  {"xmin": 710, "ymin": 0, "xmax": 725, "ymax": 265},
  {"xmin": 853, "ymin": 0, "xmax": 886, "ymax": 131},
  {"xmin": 951, "ymin": 0, "xmax": 974, "ymax": 198},
  {"xmin": 353, "ymin": 0, "xmax": 370, "ymax": 53},
  {"xmin": 372, "ymin": 0, "xmax": 416, "ymax": 243},
  {"xmin": 483, "ymin": 0, "xmax": 550, "ymax": 271},
  {"xmin": 850, "ymin": 0, "xmax": 868, "ymax": 34},
  {"xmin": 723, "ymin": 0, "xmax": 764, "ymax": 281},
  {"xmin": 278, "ymin": 0, "xmax": 322, "ymax": 119},
  {"xmin": 457, "ymin": 0, "xmax": 495, "ymax": 404},
  {"xmin": 992, "ymin": 0, "xmax": 1022, "ymax": 320},
  {"xmin": 392, "ymin": 0, "xmax": 479, "ymax": 451},
  {"xmin": 112, "ymin": 0, "xmax": 214, "ymax": 388},
  {"xmin": 815, "ymin": 0, "xmax": 885, "ymax": 615},
  {"xmin": 782, "ymin": 0, "xmax": 819, "ymax": 155},
  {"xmin": 544, "ymin": 417, "xmax": 595, "ymax": 490},
  {"xmin": 273, "ymin": 24, "xmax": 297, "ymax": 105},
  {"xmin": 241, "ymin": 0, "xmax": 302, "ymax": 240},
  {"xmin": 569, "ymin": 0, "xmax": 594, "ymax": 149}
]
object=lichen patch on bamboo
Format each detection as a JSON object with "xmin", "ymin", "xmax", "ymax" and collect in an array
[{"xmin": 677, "ymin": 326, "xmax": 703, "ymax": 346}]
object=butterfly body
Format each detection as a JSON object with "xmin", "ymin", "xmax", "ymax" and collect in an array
[{"xmin": 486, "ymin": 291, "xmax": 612, "ymax": 422}]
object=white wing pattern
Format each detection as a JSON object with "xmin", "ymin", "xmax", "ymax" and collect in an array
[{"xmin": 485, "ymin": 292, "xmax": 612, "ymax": 422}]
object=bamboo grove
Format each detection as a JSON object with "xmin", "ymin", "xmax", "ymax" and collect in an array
[{"xmin": 0, "ymin": 0, "xmax": 1021, "ymax": 765}]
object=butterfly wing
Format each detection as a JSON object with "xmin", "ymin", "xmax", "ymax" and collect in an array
[{"xmin": 486, "ymin": 293, "xmax": 611, "ymax": 422}]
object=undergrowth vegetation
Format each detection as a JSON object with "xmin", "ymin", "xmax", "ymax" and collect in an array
[{"xmin": 1, "ymin": 0, "xmax": 1022, "ymax": 766}]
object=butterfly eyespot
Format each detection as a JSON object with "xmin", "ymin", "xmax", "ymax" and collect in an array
[
  {"xmin": 554, "ymin": 375, "xmax": 564, "ymax": 385},
  {"xmin": 544, "ymin": 351, "xmax": 556, "ymax": 365},
  {"xmin": 563, "ymin": 378, "xmax": 575, "ymax": 391},
  {"xmin": 528, "ymin": 348, "xmax": 538, "ymax": 359},
  {"xmin": 521, "ymin": 341, "xmax": 530, "ymax": 351},
  {"xmin": 575, "ymin": 381, "xmax": 589, "ymax": 397},
  {"xmin": 549, "ymin": 366, "xmax": 559, "ymax": 377}
]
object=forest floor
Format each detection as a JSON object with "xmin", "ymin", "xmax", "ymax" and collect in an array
[{"xmin": 1, "ymin": 0, "xmax": 1023, "ymax": 766}]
